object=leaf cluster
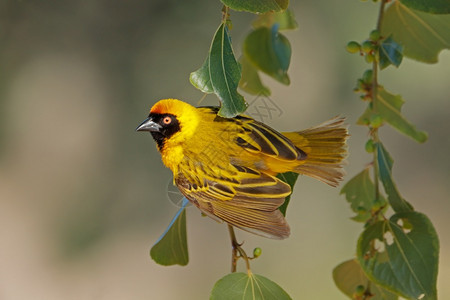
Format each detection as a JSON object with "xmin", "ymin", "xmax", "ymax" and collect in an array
[
  {"xmin": 335, "ymin": 0, "xmax": 448, "ymax": 299},
  {"xmin": 190, "ymin": 3, "xmax": 297, "ymax": 117}
]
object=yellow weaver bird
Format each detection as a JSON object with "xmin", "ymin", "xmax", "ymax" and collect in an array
[{"xmin": 137, "ymin": 99, "xmax": 348, "ymax": 239}]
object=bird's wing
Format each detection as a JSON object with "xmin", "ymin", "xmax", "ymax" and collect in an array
[
  {"xmin": 175, "ymin": 164, "xmax": 291, "ymax": 239},
  {"xmin": 197, "ymin": 107, "xmax": 306, "ymax": 162},
  {"xmin": 236, "ymin": 118, "xmax": 307, "ymax": 161}
]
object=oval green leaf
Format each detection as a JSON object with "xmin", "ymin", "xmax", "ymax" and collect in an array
[
  {"xmin": 400, "ymin": 0, "xmax": 450, "ymax": 14},
  {"xmin": 333, "ymin": 259, "xmax": 398, "ymax": 300},
  {"xmin": 210, "ymin": 24, "xmax": 248, "ymax": 117},
  {"xmin": 150, "ymin": 204, "xmax": 188, "ymax": 266},
  {"xmin": 382, "ymin": 1, "xmax": 450, "ymax": 63},
  {"xmin": 357, "ymin": 211, "xmax": 439, "ymax": 300},
  {"xmin": 221, "ymin": 0, "xmax": 289, "ymax": 14},
  {"xmin": 190, "ymin": 23, "xmax": 247, "ymax": 118},
  {"xmin": 244, "ymin": 25, "xmax": 291, "ymax": 85},
  {"xmin": 210, "ymin": 272, "xmax": 292, "ymax": 300}
]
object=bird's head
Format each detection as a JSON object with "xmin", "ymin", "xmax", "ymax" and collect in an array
[{"xmin": 136, "ymin": 99, "xmax": 200, "ymax": 150}]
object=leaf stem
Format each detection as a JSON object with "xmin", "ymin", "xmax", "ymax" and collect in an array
[
  {"xmin": 228, "ymin": 225, "xmax": 251, "ymax": 273},
  {"xmin": 221, "ymin": 5, "xmax": 229, "ymax": 24}
]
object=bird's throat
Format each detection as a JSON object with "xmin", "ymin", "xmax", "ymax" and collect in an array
[{"xmin": 150, "ymin": 132, "xmax": 166, "ymax": 151}]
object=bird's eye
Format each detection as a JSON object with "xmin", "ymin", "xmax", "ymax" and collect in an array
[{"xmin": 163, "ymin": 116, "xmax": 172, "ymax": 125}]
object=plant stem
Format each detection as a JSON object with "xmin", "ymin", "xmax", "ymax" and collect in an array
[
  {"xmin": 364, "ymin": 281, "xmax": 373, "ymax": 299},
  {"xmin": 376, "ymin": 0, "xmax": 388, "ymax": 31},
  {"xmin": 371, "ymin": 0, "xmax": 387, "ymax": 112},
  {"xmin": 228, "ymin": 225, "xmax": 238, "ymax": 272},
  {"xmin": 371, "ymin": 0, "xmax": 388, "ymax": 201},
  {"xmin": 373, "ymin": 131, "xmax": 380, "ymax": 202},
  {"xmin": 228, "ymin": 225, "xmax": 251, "ymax": 273}
]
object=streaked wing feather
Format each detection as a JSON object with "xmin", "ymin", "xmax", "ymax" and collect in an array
[
  {"xmin": 174, "ymin": 166, "xmax": 292, "ymax": 239},
  {"xmin": 176, "ymin": 167, "xmax": 291, "ymax": 208},
  {"xmin": 198, "ymin": 106, "xmax": 305, "ymax": 162},
  {"xmin": 237, "ymin": 121, "xmax": 306, "ymax": 161},
  {"xmin": 210, "ymin": 200, "xmax": 290, "ymax": 239}
]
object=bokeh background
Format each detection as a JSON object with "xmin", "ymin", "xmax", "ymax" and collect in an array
[{"xmin": 1, "ymin": 0, "xmax": 449, "ymax": 299}]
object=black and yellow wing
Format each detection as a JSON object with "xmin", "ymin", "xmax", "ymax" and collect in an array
[
  {"xmin": 175, "ymin": 163, "xmax": 291, "ymax": 239},
  {"xmin": 197, "ymin": 106, "xmax": 307, "ymax": 169},
  {"xmin": 235, "ymin": 118, "xmax": 307, "ymax": 161}
]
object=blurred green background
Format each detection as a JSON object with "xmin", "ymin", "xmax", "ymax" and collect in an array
[{"xmin": 1, "ymin": 0, "xmax": 449, "ymax": 299}]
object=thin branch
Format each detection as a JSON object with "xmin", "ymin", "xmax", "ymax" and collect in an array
[
  {"xmin": 228, "ymin": 225, "xmax": 238, "ymax": 273},
  {"xmin": 376, "ymin": 0, "xmax": 389, "ymax": 31},
  {"xmin": 371, "ymin": 0, "xmax": 388, "ymax": 201},
  {"xmin": 373, "ymin": 131, "xmax": 380, "ymax": 202},
  {"xmin": 228, "ymin": 225, "xmax": 251, "ymax": 273},
  {"xmin": 371, "ymin": 0, "xmax": 388, "ymax": 114}
]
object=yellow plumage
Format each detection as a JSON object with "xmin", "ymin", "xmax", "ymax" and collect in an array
[{"xmin": 137, "ymin": 99, "xmax": 348, "ymax": 239}]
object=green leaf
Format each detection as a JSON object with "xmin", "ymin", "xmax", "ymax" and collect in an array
[
  {"xmin": 221, "ymin": 0, "xmax": 289, "ymax": 14},
  {"xmin": 340, "ymin": 169, "xmax": 387, "ymax": 223},
  {"xmin": 252, "ymin": 9, "xmax": 298, "ymax": 31},
  {"xmin": 382, "ymin": 1, "xmax": 450, "ymax": 63},
  {"xmin": 378, "ymin": 142, "xmax": 394, "ymax": 171},
  {"xmin": 190, "ymin": 23, "xmax": 248, "ymax": 118},
  {"xmin": 333, "ymin": 259, "xmax": 398, "ymax": 300},
  {"xmin": 239, "ymin": 55, "xmax": 271, "ymax": 96},
  {"xmin": 210, "ymin": 272, "xmax": 292, "ymax": 300},
  {"xmin": 379, "ymin": 36, "xmax": 403, "ymax": 69},
  {"xmin": 357, "ymin": 211, "xmax": 439, "ymax": 300},
  {"xmin": 400, "ymin": 0, "xmax": 450, "ymax": 14},
  {"xmin": 244, "ymin": 25, "xmax": 291, "ymax": 85},
  {"xmin": 150, "ymin": 201, "xmax": 189, "ymax": 266},
  {"xmin": 376, "ymin": 142, "xmax": 413, "ymax": 213},
  {"xmin": 190, "ymin": 57, "xmax": 214, "ymax": 94},
  {"xmin": 357, "ymin": 86, "xmax": 428, "ymax": 143},
  {"xmin": 276, "ymin": 171, "xmax": 299, "ymax": 216}
]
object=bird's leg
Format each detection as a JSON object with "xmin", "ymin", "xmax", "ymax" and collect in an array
[{"xmin": 227, "ymin": 225, "xmax": 251, "ymax": 274}]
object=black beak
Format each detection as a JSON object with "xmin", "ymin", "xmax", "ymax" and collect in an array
[{"xmin": 136, "ymin": 117, "xmax": 162, "ymax": 132}]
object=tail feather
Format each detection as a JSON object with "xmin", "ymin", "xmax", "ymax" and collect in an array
[{"xmin": 283, "ymin": 117, "xmax": 349, "ymax": 187}]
